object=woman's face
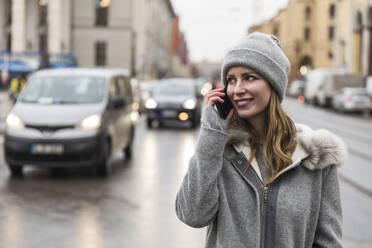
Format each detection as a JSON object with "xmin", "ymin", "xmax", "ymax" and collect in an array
[{"xmin": 226, "ymin": 66, "xmax": 271, "ymax": 120}]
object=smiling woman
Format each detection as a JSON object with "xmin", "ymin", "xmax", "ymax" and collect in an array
[{"xmin": 175, "ymin": 32, "xmax": 347, "ymax": 248}]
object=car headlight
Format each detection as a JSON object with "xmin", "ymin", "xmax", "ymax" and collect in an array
[
  {"xmin": 6, "ymin": 114, "xmax": 25, "ymax": 130},
  {"xmin": 183, "ymin": 99, "xmax": 196, "ymax": 109},
  {"xmin": 77, "ymin": 114, "xmax": 101, "ymax": 130},
  {"xmin": 130, "ymin": 111, "xmax": 140, "ymax": 123},
  {"xmin": 145, "ymin": 98, "xmax": 157, "ymax": 109}
]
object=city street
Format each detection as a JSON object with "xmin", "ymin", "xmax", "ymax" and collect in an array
[{"xmin": 0, "ymin": 97, "xmax": 372, "ymax": 247}]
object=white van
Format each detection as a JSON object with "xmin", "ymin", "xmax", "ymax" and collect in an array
[
  {"xmin": 4, "ymin": 68, "xmax": 138, "ymax": 177},
  {"xmin": 304, "ymin": 69, "xmax": 333, "ymax": 105}
]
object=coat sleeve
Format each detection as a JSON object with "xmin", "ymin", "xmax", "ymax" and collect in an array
[
  {"xmin": 175, "ymin": 106, "xmax": 229, "ymax": 228},
  {"xmin": 313, "ymin": 165, "xmax": 343, "ymax": 248}
]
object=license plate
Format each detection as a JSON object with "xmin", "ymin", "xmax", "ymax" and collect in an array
[
  {"xmin": 161, "ymin": 110, "xmax": 177, "ymax": 117},
  {"xmin": 30, "ymin": 144, "xmax": 64, "ymax": 155}
]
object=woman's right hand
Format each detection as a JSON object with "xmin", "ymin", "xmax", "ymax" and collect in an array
[
  {"xmin": 204, "ymin": 88, "xmax": 225, "ymax": 106},
  {"xmin": 204, "ymin": 88, "xmax": 235, "ymax": 119}
]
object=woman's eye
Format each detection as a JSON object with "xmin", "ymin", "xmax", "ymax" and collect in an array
[
  {"xmin": 243, "ymin": 75, "xmax": 257, "ymax": 81},
  {"xmin": 227, "ymin": 78, "xmax": 236, "ymax": 84}
]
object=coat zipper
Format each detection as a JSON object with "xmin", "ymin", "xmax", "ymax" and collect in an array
[
  {"xmin": 251, "ymin": 168, "xmax": 269, "ymax": 248},
  {"xmin": 261, "ymin": 186, "xmax": 269, "ymax": 248}
]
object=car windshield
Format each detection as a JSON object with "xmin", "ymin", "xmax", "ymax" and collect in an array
[
  {"xmin": 20, "ymin": 75, "xmax": 106, "ymax": 104},
  {"xmin": 152, "ymin": 83, "xmax": 194, "ymax": 97}
]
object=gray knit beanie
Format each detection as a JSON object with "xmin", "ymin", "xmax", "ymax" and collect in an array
[{"xmin": 221, "ymin": 32, "xmax": 290, "ymax": 102}]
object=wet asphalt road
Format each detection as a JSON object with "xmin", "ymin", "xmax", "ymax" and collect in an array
[
  {"xmin": 1, "ymin": 98, "xmax": 372, "ymax": 248},
  {"xmin": 0, "ymin": 119, "xmax": 204, "ymax": 248}
]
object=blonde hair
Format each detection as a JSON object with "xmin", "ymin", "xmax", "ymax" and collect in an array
[{"xmin": 229, "ymin": 92, "xmax": 297, "ymax": 185}]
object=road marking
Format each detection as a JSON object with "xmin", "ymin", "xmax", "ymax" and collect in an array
[
  {"xmin": 339, "ymin": 173, "xmax": 372, "ymax": 199},
  {"xmin": 349, "ymin": 147, "xmax": 372, "ymax": 162}
]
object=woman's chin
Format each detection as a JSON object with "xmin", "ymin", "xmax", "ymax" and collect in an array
[
  {"xmin": 236, "ymin": 107, "xmax": 266, "ymax": 120},
  {"xmin": 236, "ymin": 109, "xmax": 255, "ymax": 119}
]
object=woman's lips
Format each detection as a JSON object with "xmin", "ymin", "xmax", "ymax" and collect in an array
[{"xmin": 235, "ymin": 99, "xmax": 253, "ymax": 108}]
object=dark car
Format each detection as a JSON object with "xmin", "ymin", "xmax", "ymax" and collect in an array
[
  {"xmin": 145, "ymin": 78, "xmax": 202, "ymax": 128},
  {"xmin": 4, "ymin": 68, "xmax": 138, "ymax": 177}
]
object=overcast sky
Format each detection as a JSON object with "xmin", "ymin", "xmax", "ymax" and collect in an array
[{"xmin": 170, "ymin": 0, "xmax": 289, "ymax": 63}]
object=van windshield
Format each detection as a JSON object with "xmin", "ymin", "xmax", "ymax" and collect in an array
[
  {"xmin": 20, "ymin": 76, "xmax": 106, "ymax": 104},
  {"xmin": 152, "ymin": 83, "xmax": 195, "ymax": 97}
]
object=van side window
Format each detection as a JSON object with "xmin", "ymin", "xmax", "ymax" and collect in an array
[
  {"xmin": 124, "ymin": 77, "xmax": 133, "ymax": 103},
  {"xmin": 117, "ymin": 76, "xmax": 133, "ymax": 103}
]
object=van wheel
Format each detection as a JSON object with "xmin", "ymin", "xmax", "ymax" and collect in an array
[
  {"xmin": 96, "ymin": 141, "xmax": 111, "ymax": 177},
  {"xmin": 8, "ymin": 164, "xmax": 23, "ymax": 177}
]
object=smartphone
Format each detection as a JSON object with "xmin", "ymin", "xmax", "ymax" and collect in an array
[{"xmin": 214, "ymin": 88, "xmax": 234, "ymax": 119}]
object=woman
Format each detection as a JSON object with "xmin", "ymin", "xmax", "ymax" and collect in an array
[{"xmin": 175, "ymin": 32, "xmax": 347, "ymax": 248}]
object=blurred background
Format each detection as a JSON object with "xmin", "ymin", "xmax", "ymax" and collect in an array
[{"xmin": 0, "ymin": 0, "xmax": 372, "ymax": 247}]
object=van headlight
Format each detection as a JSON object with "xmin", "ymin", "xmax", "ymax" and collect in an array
[
  {"xmin": 6, "ymin": 114, "xmax": 25, "ymax": 130},
  {"xmin": 130, "ymin": 111, "xmax": 140, "ymax": 123},
  {"xmin": 183, "ymin": 99, "xmax": 196, "ymax": 109},
  {"xmin": 76, "ymin": 114, "xmax": 101, "ymax": 130},
  {"xmin": 145, "ymin": 98, "xmax": 157, "ymax": 109}
]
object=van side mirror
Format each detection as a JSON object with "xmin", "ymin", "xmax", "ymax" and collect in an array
[{"xmin": 112, "ymin": 96, "xmax": 125, "ymax": 109}]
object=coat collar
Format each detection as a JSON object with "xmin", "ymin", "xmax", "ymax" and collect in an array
[{"xmin": 227, "ymin": 123, "xmax": 347, "ymax": 170}]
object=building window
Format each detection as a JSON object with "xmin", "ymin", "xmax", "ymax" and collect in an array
[
  {"xmin": 95, "ymin": 0, "xmax": 110, "ymax": 26},
  {"xmin": 329, "ymin": 4, "xmax": 336, "ymax": 19},
  {"xmin": 305, "ymin": 6, "xmax": 311, "ymax": 20},
  {"xmin": 95, "ymin": 42, "xmax": 106, "ymax": 66},
  {"xmin": 328, "ymin": 52, "xmax": 333, "ymax": 60},
  {"xmin": 328, "ymin": 26, "xmax": 334, "ymax": 41},
  {"xmin": 304, "ymin": 27, "xmax": 311, "ymax": 41}
]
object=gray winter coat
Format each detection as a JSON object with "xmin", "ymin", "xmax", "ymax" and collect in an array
[{"xmin": 175, "ymin": 106, "xmax": 347, "ymax": 248}]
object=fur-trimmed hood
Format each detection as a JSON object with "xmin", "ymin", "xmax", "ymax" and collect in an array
[{"xmin": 227, "ymin": 123, "xmax": 348, "ymax": 170}]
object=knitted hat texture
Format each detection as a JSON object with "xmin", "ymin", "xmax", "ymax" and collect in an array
[{"xmin": 221, "ymin": 32, "xmax": 290, "ymax": 102}]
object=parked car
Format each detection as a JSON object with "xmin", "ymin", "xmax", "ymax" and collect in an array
[
  {"xmin": 4, "ymin": 68, "xmax": 137, "ymax": 177},
  {"xmin": 366, "ymin": 76, "xmax": 372, "ymax": 96},
  {"xmin": 332, "ymin": 87, "xmax": 372, "ymax": 113},
  {"xmin": 145, "ymin": 78, "xmax": 202, "ymax": 128}
]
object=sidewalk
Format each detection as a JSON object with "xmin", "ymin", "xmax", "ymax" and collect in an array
[{"xmin": 0, "ymin": 91, "xmax": 12, "ymax": 134}]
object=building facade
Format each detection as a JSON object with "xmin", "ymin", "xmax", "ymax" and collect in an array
[
  {"xmin": 348, "ymin": 0, "xmax": 372, "ymax": 75},
  {"xmin": 0, "ymin": 0, "xmax": 191, "ymax": 79},
  {"xmin": 249, "ymin": 0, "xmax": 372, "ymax": 81}
]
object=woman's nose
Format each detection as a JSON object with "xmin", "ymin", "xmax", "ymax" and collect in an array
[{"xmin": 234, "ymin": 80, "xmax": 245, "ymax": 94}]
